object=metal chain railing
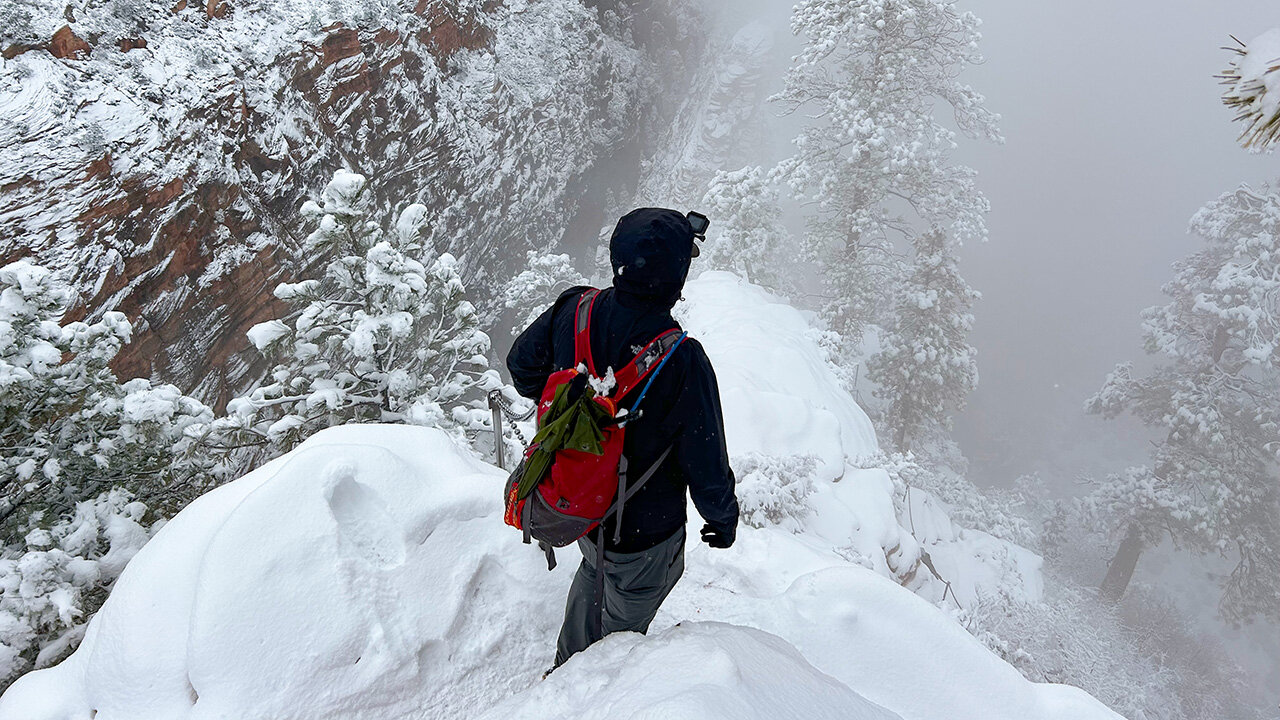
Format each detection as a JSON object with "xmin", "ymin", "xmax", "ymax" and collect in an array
[
  {"xmin": 488, "ymin": 389, "xmax": 535, "ymax": 469},
  {"xmin": 905, "ymin": 483, "xmax": 963, "ymax": 611}
]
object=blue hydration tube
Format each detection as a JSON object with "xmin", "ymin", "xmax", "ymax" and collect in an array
[{"xmin": 628, "ymin": 332, "xmax": 689, "ymax": 415}]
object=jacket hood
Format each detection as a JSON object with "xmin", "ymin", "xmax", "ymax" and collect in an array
[{"xmin": 609, "ymin": 208, "xmax": 695, "ymax": 307}]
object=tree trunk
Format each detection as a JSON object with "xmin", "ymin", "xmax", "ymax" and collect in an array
[
  {"xmin": 1099, "ymin": 524, "xmax": 1143, "ymax": 603},
  {"xmin": 893, "ymin": 404, "xmax": 912, "ymax": 454}
]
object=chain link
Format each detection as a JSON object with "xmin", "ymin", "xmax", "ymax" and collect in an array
[{"xmin": 489, "ymin": 389, "xmax": 535, "ymax": 446}]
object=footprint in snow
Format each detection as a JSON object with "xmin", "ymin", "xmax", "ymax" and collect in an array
[{"xmin": 324, "ymin": 461, "xmax": 407, "ymax": 569}]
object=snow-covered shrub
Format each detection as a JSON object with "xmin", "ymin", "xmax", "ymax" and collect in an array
[
  {"xmin": 500, "ymin": 251, "xmax": 588, "ymax": 336},
  {"xmin": 961, "ymin": 574, "xmax": 1266, "ymax": 720},
  {"xmin": 803, "ymin": 325, "xmax": 862, "ymax": 396},
  {"xmin": 953, "ymin": 465, "xmax": 1268, "ymax": 720},
  {"xmin": 0, "ymin": 261, "xmax": 209, "ymax": 687},
  {"xmin": 1116, "ymin": 585, "xmax": 1264, "ymax": 720},
  {"xmin": 960, "ymin": 580, "xmax": 1178, "ymax": 720},
  {"xmin": 734, "ymin": 453, "xmax": 819, "ymax": 532},
  {"xmin": 207, "ymin": 170, "xmax": 500, "ymax": 458},
  {"xmin": 1221, "ymin": 29, "xmax": 1280, "ymax": 151},
  {"xmin": 699, "ymin": 166, "xmax": 794, "ymax": 291},
  {"xmin": 0, "ymin": 489, "xmax": 156, "ymax": 686}
]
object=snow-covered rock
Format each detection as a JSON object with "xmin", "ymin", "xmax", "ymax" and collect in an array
[
  {"xmin": 0, "ymin": 0, "xmax": 701, "ymax": 402},
  {"xmin": 0, "ymin": 273, "xmax": 1120, "ymax": 719},
  {"xmin": 1, "ymin": 424, "xmax": 571, "ymax": 720}
]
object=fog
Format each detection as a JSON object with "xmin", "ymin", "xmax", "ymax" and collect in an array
[
  {"xmin": 949, "ymin": 0, "xmax": 1280, "ymax": 691},
  {"xmin": 952, "ymin": 0, "xmax": 1278, "ymax": 490},
  {"xmin": 8, "ymin": 0, "xmax": 1280, "ymax": 711},
  {"xmin": 938, "ymin": 0, "xmax": 1280, "ymax": 694},
  {"xmin": 719, "ymin": 0, "xmax": 1277, "ymax": 489}
]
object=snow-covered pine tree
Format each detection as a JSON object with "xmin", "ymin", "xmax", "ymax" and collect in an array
[
  {"xmin": 499, "ymin": 250, "xmax": 588, "ymax": 336},
  {"xmin": 210, "ymin": 170, "xmax": 499, "ymax": 457},
  {"xmin": 1221, "ymin": 29, "xmax": 1280, "ymax": 151},
  {"xmin": 0, "ymin": 261, "xmax": 213, "ymax": 536},
  {"xmin": 0, "ymin": 260, "xmax": 212, "ymax": 681},
  {"xmin": 867, "ymin": 229, "xmax": 979, "ymax": 459},
  {"xmin": 699, "ymin": 166, "xmax": 794, "ymax": 291},
  {"xmin": 1085, "ymin": 184, "xmax": 1280, "ymax": 622},
  {"xmin": 772, "ymin": 0, "xmax": 1001, "ymax": 341}
]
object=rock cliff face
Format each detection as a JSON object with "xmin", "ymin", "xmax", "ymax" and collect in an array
[{"xmin": 0, "ymin": 0, "xmax": 702, "ymax": 405}]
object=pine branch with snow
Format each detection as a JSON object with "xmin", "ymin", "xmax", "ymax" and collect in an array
[
  {"xmin": 0, "ymin": 261, "xmax": 214, "ymax": 533},
  {"xmin": 208, "ymin": 171, "xmax": 499, "ymax": 458},
  {"xmin": 1220, "ymin": 30, "xmax": 1280, "ymax": 152},
  {"xmin": 0, "ymin": 489, "xmax": 159, "ymax": 683},
  {"xmin": 499, "ymin": 251, "xmax": 588, "ymax": 335},
  {"xmin": 0, "ymin": 261, "xmax": 212, "ymax": 683}
]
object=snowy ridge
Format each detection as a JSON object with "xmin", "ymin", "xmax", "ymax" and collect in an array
[{"xmin": 0, "ymin": 274, "xmax": 1120, "ymax": 719}]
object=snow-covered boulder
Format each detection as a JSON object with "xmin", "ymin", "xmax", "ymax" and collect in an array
[{"xmin": 0, "ymin": 425, "xmax": 571, "ymax": 720}]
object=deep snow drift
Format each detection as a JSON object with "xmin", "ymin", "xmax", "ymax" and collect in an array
[{"xmin": 0, "ymin": 273, "xmax": 1120, "ymax": 720}]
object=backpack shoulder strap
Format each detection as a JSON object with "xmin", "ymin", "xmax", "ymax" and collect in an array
[
  {"xmin": 573, "ymin": 288, "xmax": 601, "ymax": 377},
  {"xmin": 612, "ymin": 329, "xmax": 684, "ymax": 400},
  {"xmin": 607, "ymin": 445, "xmax": 673, "ymax": 544}
]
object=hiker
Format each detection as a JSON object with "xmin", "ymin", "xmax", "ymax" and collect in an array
[{"xmin": 506, "ymin": 207, "xmax": 739, "ymax": 668}]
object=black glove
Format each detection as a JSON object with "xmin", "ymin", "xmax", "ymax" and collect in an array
[{"xmin": 700, "ymin": 522, "xmax": 734, "ymax": 549}]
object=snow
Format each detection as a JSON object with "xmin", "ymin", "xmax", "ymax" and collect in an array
[
  {"xmin": 678, "ymin": 272, "xmax": 1039, "ymax": 599},
  {"xmin": 479, "ymin": 622, "xmax": 901, "ymax": 720},
  {"xmin": 587, "ymin": 367, "xmax": 615, "ymax": 396},
  {"xmin": 0, "ymin": 274, "xmax": 1121, "ymax": 720},
  {"xmin": 245, "ymin": 319, "xmax": 289, "ymax": 351},
  {"xmin": 678, "ymin": 271, "xmax": 878, "ymax": 478}
]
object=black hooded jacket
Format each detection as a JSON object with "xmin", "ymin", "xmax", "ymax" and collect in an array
[{"xmin": 505, "ymin": 209, "xmax": 739, "ymax": 553}]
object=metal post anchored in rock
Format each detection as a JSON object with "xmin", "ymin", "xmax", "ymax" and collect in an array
[{"xmin": 488, "ymin": 390, "xmax": 506, "ymax": 469}]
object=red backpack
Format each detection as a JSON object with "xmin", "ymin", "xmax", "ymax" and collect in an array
[{"xmin": 503, "ymin": 288, "xmax": 687, "ymax": 569}]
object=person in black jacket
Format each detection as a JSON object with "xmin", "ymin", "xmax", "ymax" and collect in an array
[{"xmin": 506, "ymin": 207, "xmax": 739, "ymax": 668}]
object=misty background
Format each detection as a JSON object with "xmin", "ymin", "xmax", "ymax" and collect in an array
[
  {"xmin": 953, "ymin": 0, "xmax": 1280, "ymax": 693},
  {"xmin": 953, "ymin": 0, "xmax": 1277, "ymax": 492}
]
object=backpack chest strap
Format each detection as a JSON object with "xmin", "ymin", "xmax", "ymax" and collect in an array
[{"xmin": 612, "ymin": 329, "xmax": 684, "ymax": 400}]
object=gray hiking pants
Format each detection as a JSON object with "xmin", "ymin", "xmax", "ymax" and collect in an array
[{"xmin": 554, "ymin": 526, "xmax": 686, "ymax": 667}]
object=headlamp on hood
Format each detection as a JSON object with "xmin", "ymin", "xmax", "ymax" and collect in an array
[{"xmin": 686, "ymin": 211, "xmax": 709, "ymax": 257}]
